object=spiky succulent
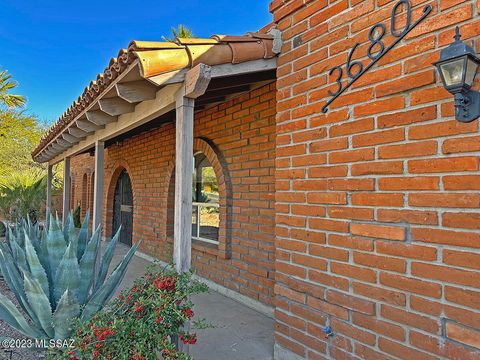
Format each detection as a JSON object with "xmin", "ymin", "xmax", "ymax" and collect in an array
[{"xmin": 0, "ymin": 212, "xmax": 138, "ymax": 340}]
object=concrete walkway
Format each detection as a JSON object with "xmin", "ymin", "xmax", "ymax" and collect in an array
[{"xmin": 111, "ymin": 244, "xmax": 275, "ymax": 360}]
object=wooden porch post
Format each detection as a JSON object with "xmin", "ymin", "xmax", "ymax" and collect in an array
[
  {"xmin": 62, "ymin": 157, "xmax": 70, "ymax": 224},
  {"xmin": 173, "ymin": 63, "xmax": 212, "ymax": 273},
  {"xmin": 174, "ymin": 96, "xmax": 195, "ymax": 273},
  {"xmin": 46, "ymin": 164, "xmax": 53, "ymax": 220},
  {"xmin": 93, "ymin": 140, "xmax": 105, "ymax": 231}
]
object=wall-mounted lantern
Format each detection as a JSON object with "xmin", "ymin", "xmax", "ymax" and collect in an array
[{"xmin": 433, "ymin": 27, "xmax": 480, "ymax": 122}]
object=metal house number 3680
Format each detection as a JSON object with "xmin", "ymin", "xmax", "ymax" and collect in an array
[{"xmin": 322, "ymin": 0, "xmax": 432, "ymax": 113}]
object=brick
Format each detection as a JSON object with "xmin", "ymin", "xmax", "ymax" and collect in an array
[
  {"xmin": 409, "ymin": 156, "xmax": 479, "ymax": 173},
  {"xmin": 377, "ymin": 209, "xmax": 438, "ymax": 225},
  {"xmin": 306, "ymin": 296, "xmax": 349, "ymax": 320},
  {"xmin": 376, "ymin": 71, "xmax": 435, "ymax": 97},
  {"xmin": 410, "ymin": 330, "xmax": 480, "ymax": 360},
  {"xmin": 410, "ymin": 86, "xmax": 451, "ymax": 106},
  {"xmin": 378, "ymin": 176, "xmax": 439, "ymax": 190},
  {"xmin": 412, "ymin": 227, "xmax": 480, "ymax": 248},
  {"xmin": 327, "ymin": 290, "xmax": 376, "ymax": 315},
  {"xmin": 307, "ymin": 192, "xmax": 347, "ymax": 204},
  {"xmin": 380, "ymin": 273, "xmax": 441, "ymax": 298},
  {"xmin": 409, "ymin": 193, "xmax": 480, "ymax": 208},
  {"xmin": 354, "ymin": 252, "xmax": 406, "ymax": 273},
  {"xmin": 275, "ymin": 284, "xmax": 306, "ymax": 303},
  {"xmin": 351, "ymin": 193, "xmax": 404, "ymax": 207},
  {"xmin": 409, "ymin": 120, "xmax": 478, "ymax": 140},
  {"xmin": 378, "ymin": 140, "xmax": 438, "ymax": 159},
  {"xmin": 443, "ymin": 249, "xmax": 480, "ymax": 270},
  {"xmin": 309, "ymin": 244, "xmax": 349, "ymax": 261},
  {"xmin": 328, "ymin": 179, "xmax": 375, "ymax": 191},
  {"xmin": 443, "ymin": 212, "xmax": 480, "ymax": 230},
  {"xmin": 354, "ymin": 96, "xmax": 405, "ymax": 117},
  {"xmin": 446, "ymin": 322, "xmax": 480, "ymax": 350},
  {"xmin": 351, "ymin": 161, "xmax": 404, "ymax": 176},
  {"xmin": 328, "ymin": 206, "xmax": 374, "ymax": 221},
  {"xmin": 330, "ymin": 319, "xmax": 376, "ymax": 346},
  {"xmin": 329, "ymin": 148, "xmax": 375, "ymax": 164},
  {"xmin": 309, "ymin": 218, "xmax": 348, "ymax": 233},
  {"xmin": 353, "ymin": 282, "xmax": 406, "ymax": 307},
  {"xmin": 329, "ymin": 118, "xmax": 374, "ymax": 137},
  {"xmin": 352, "ymin": 312, "xmax": 405, "ymax": 341},
  {"xmin": 445, "ymin": 286, "xmax": 480, "ymax": 310},
  {"xmin": 352, "ymin": 129, "xmax": 405, "ymax": 148},
  {"xmin": 443, "ymin": 135, "xmax": 480, "ymax": 154},
  {"xmin": 309, "ymin": 165, "xmax": 348, "ymax": 178},
  {"xmin": 350, "ymin": 223, "xmax": 405, "ymax": 241},
  {"xmin": 444, "ymin": 175, "xmax": 480, "ymax": 190},
  {"xmin": 309, "ymin": 270, "xmax": 349, "ymax": 290},
  {"xmin": 355, "ymin": 343, "xmax": 395, "ymax": 360},
  {"xmin": 311, "ymin": 138, "xmax": 348, "ymax": 153},
  {"xmin": 376, "ymin": 241, "xmax": 437, "ymax": 261},
  {"xmin": 292, "ymin": 254, "xmax": 327, "ymax": 271},
  {"xmin": 331, "ymin": 262, "xmax": 377, "ymax": 283},
  {"xmin": 381, "ymin": 305, "xmax": 439, "ymax": 333},
  {"xmin": 411, "ymin": 262, "xmax": 480, "ymax": 288},
  {"xmin": 328, "ymin": 234, "xmax": 374, "ymax": 251},
  {"xmin": 378, "ymin": 337, "xmax": 437, "ymax": 360}
]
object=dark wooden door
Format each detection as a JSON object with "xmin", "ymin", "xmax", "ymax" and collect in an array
[{"xmin": 112, "ymin": 170, "xmax": 133, "ymax": 246}]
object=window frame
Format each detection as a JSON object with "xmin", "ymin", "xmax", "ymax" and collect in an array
[{"xmin": 192, "ymin": 152, "xmax": 220, "ymax": 245}]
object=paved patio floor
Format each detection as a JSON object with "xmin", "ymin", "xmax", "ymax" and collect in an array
[{"xmin": 111, "ymin": 244, "xmax": 275, "ymax": 360}]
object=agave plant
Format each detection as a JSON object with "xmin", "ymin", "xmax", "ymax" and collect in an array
[{"xmin": 0, "ymin": 211, "xmax": 138, "ymax": 340}]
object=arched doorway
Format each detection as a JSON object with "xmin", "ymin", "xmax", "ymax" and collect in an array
[{"xmin": 112, "ymin": 169, "xmax": 133, "ymax": 246}]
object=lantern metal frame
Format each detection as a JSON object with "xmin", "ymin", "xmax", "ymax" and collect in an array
[{"xmin": 433, "ymin": 27, "xmax": 480, "ymax": 123}]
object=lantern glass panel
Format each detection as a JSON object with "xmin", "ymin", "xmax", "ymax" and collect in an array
[
  {"xmin": 465, "ymin": 57, "xmax": 479, "ymax": 87},
  {"xmin": 440, "ymin": 58, "xmax": 465, "ymax": 88}
]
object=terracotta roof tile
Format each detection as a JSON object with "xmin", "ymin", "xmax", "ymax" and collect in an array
[{"xmin": 32, "ymin": 32, "xmax": 278, "ymax": 159}]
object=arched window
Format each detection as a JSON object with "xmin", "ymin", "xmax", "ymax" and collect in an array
[{"xmin": 192, "ymin": 152, "xmax": 219, "ymax": 244}]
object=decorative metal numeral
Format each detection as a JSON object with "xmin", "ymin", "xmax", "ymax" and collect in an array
[{"xmin": 322, "ymin": 0, "xmax": 432, "ymax": 113}]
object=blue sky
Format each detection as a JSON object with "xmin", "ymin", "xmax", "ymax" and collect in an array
[{"xmin": 0, "ymin": 0, "xmax": 272, "ymax": 124}]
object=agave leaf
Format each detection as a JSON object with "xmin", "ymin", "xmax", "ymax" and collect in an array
[
  {"xmin": 23, "ymin": 271, "xmax": 54, "ymax": 338},
  {"xmin": 10, "ymin": 239, "xmax": 28, "ymax": 272},
  {"xmin": 0, "ymin": 292, "xmax": 45, "ymax": 339},
  {"xmin": 54, "ymin": 243, "xmax": 81, "ymax": 304},
  {"xmin": 94, "ymin": 226, "xmax": 121, "ymax": 291},
  {"xmin": 53, "ymin": 289, "xmax": 80, "ymax": 340},
  {"xmin": 24, "ymin": 233, "xmax": 49, "ymax": 298},
  {"xmin": 0, "ymin": 246, "xmax": 36, "ymax": 319},
  {"xmin": 78, "ymin": 227, "xmax": 101, "ymax": 304},
  {"xmin": 46, "ymin": 219, "xmax": 67, "ymax": 283},
  {"xmin": 77, "ymin": 210, "xmax": 90, "ymax": 260},
  {"xmin": 64, "ymin": 213, "xmax": 76, "ymax": 245},
  {"xmin": 81, "ymin": 243, "xmax": 138, "ymax": 321}
]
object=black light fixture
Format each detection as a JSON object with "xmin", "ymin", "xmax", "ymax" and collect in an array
[{"xmin": 433, "ymin": 26, "xmax": 480, "ymax": 122}]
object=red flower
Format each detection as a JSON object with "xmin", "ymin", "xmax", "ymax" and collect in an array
[
  {"xmin": 134, "ymin": 302, "xmax": 144, "ymax": 313},
  {"xmin": 130, "ymin": 353, "xmax": 145, "ymax": 360},
  {"xmin": 156, "ymin": 316, "xmax": 163, "ymax": 324},
  {"xmin": 182, "ymin": 308, "xmax": 194, "ymax": 318}
]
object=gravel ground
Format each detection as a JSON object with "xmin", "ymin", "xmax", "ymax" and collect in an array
[{"xmin": 0, "ymin": 279, "xmax": 45, "ymax": 360}]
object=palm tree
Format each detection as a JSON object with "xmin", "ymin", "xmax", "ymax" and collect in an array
[
  {"xmin": 162, "ymin": 24, "xmax": 195, "ymax": 42},
  {"xmin": 0, "ymin": 69, "xmax": 26, "ymax": 109}
]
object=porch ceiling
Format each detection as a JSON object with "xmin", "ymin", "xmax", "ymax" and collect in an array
[{"xmin": 32, "ymin": 31, "xmax": 280, "ymax": 165}]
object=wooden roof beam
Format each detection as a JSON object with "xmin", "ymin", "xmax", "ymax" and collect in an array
[
  {"xmin": 98, "ymin": 97, "xmax": 135, "ymax": 116},
  {"xmin": 115, "ymin": 80, "xmax": 157, "ymax": 103},
  {"xmin": 86, "ymin": 110, "xmax": 117, "ymax": 126}
]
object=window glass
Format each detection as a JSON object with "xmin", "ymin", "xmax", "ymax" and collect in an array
[{"xmin": 192, "ymin": 153, "xmax": 219, "ymax": 244}]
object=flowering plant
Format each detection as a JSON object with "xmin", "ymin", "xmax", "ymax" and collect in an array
[{"xmin": 48, "ymin": 264, "xmax": 209, "ymax": 360}]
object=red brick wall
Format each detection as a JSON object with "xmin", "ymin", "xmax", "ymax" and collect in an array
[
  {"xmin": 70, "ymin": 83, "xmax": 277, "ymax": 305},
  {"xmin": 271, "ymin": 0, "xmax": 480, "ymax": 359}
]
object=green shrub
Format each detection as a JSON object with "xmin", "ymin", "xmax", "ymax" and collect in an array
[
  {"xmin": 50, "ymin": 265, "xmax": 209, "ymax": 360},
  {"xmin": 0, "ymin": 170, "xmax": 46, "ymax": 223}
]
